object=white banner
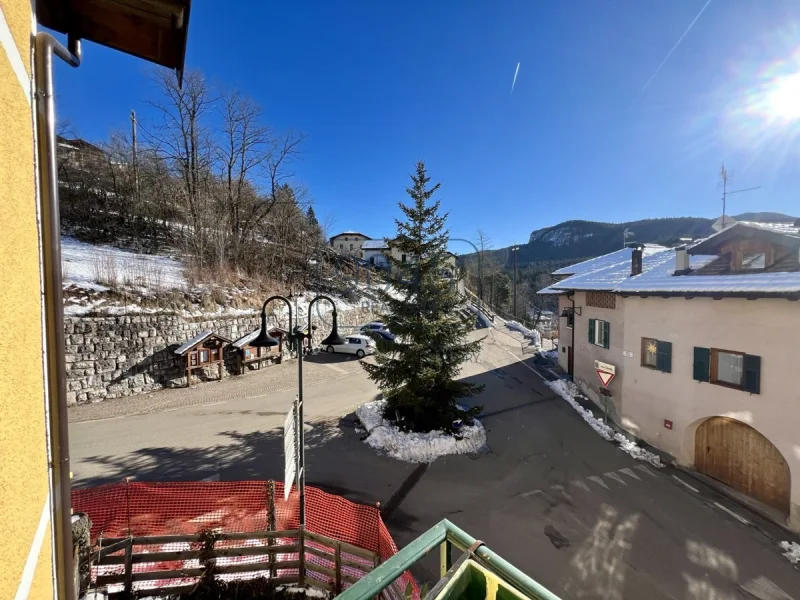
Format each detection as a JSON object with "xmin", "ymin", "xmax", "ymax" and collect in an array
[{"xmin": 283, "ymin": 399, "xmax": 297, "ymax": 501}]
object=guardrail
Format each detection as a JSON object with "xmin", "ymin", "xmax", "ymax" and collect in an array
[{"xmin": 338, "ymin": 519, "xmax": 562, "ymax": 600}]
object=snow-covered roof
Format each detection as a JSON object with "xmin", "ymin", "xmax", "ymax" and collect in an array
[
  {"xmin": 330, "ymin": 231, "xmax": 371, "ymax": 240},
  {"xmin": 174, "ymin": 331, "xmax": 231, "ymax": 355},
  {"xmin": 231, "ymin": 327, "xmax": 288, "ymax": 348},
  {"xmin": 737, "ymin": 221, "xmax": 800, "ymax": 236},
  {"xmin": 541, "ymin": 225, "xmax": 800, "ymax": 296},
  {"xmin": 547, "ymin": 246, "xmax": 672, "ymax": 292},
  {"xmin": 551, "ymin": 245, "xmax": 667, "ymax": 276},
  {"xmin": 361, "ymin": 240, "xmax": 389, "ymax": 250}
]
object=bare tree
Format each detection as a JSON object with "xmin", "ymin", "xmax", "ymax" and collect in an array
[{"xmin": 144, "ymin": 69, "xmax": 216, "ymax": 265}]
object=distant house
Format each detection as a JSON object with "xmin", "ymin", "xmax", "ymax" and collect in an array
[
  {"xmin": 361, "ymin": 239, "xmax": 391, "ymax": 268},
  {"xmin": 330, "ymin": 232, "xmax": 371, "ymax": 257},
  {"xmin": 539, "ymin": 222, "xmax": 800, "ymax": 531}
]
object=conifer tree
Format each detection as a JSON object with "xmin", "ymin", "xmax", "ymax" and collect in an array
[{"xmin": 362, "ymin": 161, "xmax": 483, "ymax": 433}]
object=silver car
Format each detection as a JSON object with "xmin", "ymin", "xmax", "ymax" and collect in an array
[{"xmin": 325, "ymin": 334, "xmax": 376, "ymax": 358}]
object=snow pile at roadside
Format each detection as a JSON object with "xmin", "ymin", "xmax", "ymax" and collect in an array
[
  {"xmin": 356, "ymin": 400, "xmax": 486, "ymax": 463},
  {"xmin": 505, "ymin": 320, "xmax": 542, "ymax": 347},
  {"xmin": 541, "ymin": 349, "xmax": 559, "ymax": 361},
  {"xmin": 780, "ymin": 541, "xmax": 800, "ymax": 564},
  {"xmin": 547, "ymin": 379, "xmax": 663, "ymax": 467}
]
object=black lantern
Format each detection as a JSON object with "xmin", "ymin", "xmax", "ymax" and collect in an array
[
  {"xmin": 320, "ymin": 310, "xmax": 346, "ymax": 346},
  {"xmin": 250, "ymin": 307, "xmax": 281, "ymax": 348}
]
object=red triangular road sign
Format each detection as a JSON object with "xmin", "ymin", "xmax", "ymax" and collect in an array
[{"xmin": 596, "ymin": 369, "xmax": 615, "ymax": 387}]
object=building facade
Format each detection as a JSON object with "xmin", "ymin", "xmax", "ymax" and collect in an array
[
  {"xmin": 330, "ymin": 231, "xmax": 371, "ymax": 257},
  {"xmin": 1, "ymin": 2, "xmax": 190, "ymax": 597},
  {"xmin": 542, "ymin": 222, "xmax": 800, "ymax": 531}
]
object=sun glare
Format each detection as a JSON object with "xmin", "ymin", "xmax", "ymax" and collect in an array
[{"xmin": 766, "ymin": 71, "xmax": 800, "ymax": 121}]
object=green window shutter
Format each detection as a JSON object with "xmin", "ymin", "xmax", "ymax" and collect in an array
[
  {"xmin": 603, "ymin": 321, "xmax": 610, "ymax": 349},
  {"xmin": 693, "ymin": 347, "xmax": 710, "ymax": 382},
  {"xmin": 743, "ymin": 354, "xmax": 761, "ymax": 394},
  {"xmin": 588, "ymin": 319, "xmax": 596, "ymax": 344},
  {"xmin": 657, "ymin": 341, "xmax": 672, "ymax": 373}
]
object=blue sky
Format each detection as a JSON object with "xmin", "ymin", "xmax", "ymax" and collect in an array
[{"xmin": 55, "ymin": 1, "xmax": 800, "ymax": 249}]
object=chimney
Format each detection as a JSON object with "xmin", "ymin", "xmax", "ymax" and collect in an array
[
  {"xmin": 631, "ymin": 245, "xmax": 644, "ymax": 276},
  {"xmin": 675, "ymin": 246, "xmax": 689, "ymax": 274}
]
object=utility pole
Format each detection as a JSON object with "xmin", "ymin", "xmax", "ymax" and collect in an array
[
  {"xmin": 719, "ymin": 163, "xmax": 760, "ymax": 229},
  {"xmin": 511, "ymin": 244, "xmax": 520, "ymax": 319},
  {"xmin": 130, "ymin": 110, "xmax": 139, "ymax": 199}
]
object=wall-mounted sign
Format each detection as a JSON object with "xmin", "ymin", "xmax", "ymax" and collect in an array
[
  {"xmin": 623, "ymin": 350, "xmax": 634, "ymax": 358},
  {"xmin": 664, "ymin": 419, "xmax": 673, "ymax": 430},
  {"xmin": 594, "ymin": 360, "xmax": 616, "ymax": 387}
]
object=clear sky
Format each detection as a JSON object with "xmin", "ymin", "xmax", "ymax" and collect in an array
[{"xmin": 55, "ymin": 1, "xmax": 800, "ymax": 249}]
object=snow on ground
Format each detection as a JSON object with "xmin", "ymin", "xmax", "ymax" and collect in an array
[
  {"xmin": 356, "ymin": 400, "xmax": 486, "ymax": 463},
  {"xmin": 505, "ymin": 320, "xmax": 542, "ymax": 347},
  {"xmin": 780, "ymin": 541, "xmax": 800, "ymax": 564},
  {"xmin": 62, "ymin": 236, "xmax": 187, "ymax": 292},
  {"xmin": 541, "ymin": 349, "xmax": 559, "ymax": 361},
  {"xmin": 547, "ymin": 379, "xmax": 663, "ymax": 467}
]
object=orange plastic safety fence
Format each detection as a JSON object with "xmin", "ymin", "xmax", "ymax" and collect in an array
[{"xmin": 72, "ymin": 481, "xmax": 418, "ymax": 597}]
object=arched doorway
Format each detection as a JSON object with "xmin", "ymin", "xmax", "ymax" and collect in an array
[{"xmin": 695, "ymin": 417, "xmax": 790, "ymax": 514}]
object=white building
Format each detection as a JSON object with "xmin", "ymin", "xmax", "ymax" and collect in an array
[{"xmin": 330, "ymin": 232, "xmax": 371, "ymax": 257}]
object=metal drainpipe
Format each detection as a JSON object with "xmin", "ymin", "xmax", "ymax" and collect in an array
[
  {"xmin": 35, "ymin": 31, "xmax": 81, "ymax": 600},
  {"xmin": 568, "ymin": 291, "xmax": 575, "ymax": 378}
]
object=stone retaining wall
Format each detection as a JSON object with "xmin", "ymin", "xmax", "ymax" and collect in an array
[{"xmin": 64, "ymin": 305, "xmax": 380, "ymax": 405}]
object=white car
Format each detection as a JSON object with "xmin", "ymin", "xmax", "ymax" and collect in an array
[{"xmin": 325, "ymin": 335, "xmax": 376, "ymax": 358}]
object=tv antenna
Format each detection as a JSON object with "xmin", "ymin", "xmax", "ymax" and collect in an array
[{"xmin": 719, "ymin": 164, "xmax": 760, "ymax": 229}]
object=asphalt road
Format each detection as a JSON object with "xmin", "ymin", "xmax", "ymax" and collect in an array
[{"xmin": 69, "ymin": 325, "xmax": 799, "ymax": 599}]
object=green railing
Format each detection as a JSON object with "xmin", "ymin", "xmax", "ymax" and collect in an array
[{"xmin": 338, "ymin": 520, "xmax": 562, "ymax": 600}]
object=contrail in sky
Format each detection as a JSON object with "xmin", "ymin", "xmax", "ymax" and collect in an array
[
  {"xmin": 632, "ymin": 0, "xmax": 712, "ymax": 104},
  {"xmin": 511, "ymin": 62, "xmax": 520, "ymax": 95}
]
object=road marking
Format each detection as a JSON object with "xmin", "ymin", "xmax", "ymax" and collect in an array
[
  {"xmin": 714, "ymin": 502, "xmax": 750, "ymax": 525},
  {"xmin": 521, "ymin": 489, "xmax": 545, "ymax": 499},
  {"xmin": 635, "ymin": 464, "xmax": 658, "ymax": 477},
  {"xmin": 587, "ymin": 476, "xmax": 609, "ymax": 489},
  {"xmin": 604, "ymin": 471, "xmax": 627, "ymax": 486},
  {"xmin": 570, "ymin": 480, "xmax": 592, "ymax": 493},
  {"xmin": 619, "ymin": 467, "xmax": 641, "ymax": 481},
  {"xmin": 671, "ymin": 474, "xmax": 700, "ymax": 493},
  {"xmin": 550, "ymin": 484, "xmax": 573, "ymax": 501},
  {"xmin": 741, "ymin": 576, "xmax": 795, "ymax": 600},
  {"xmin": 323, "ymin": 363, "xmax": 348, "ymax": 374}
]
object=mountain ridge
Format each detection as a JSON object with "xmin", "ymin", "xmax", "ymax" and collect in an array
[{"xmin": 468, "ymin": 212, "xmax": 797, "ymax": 270}]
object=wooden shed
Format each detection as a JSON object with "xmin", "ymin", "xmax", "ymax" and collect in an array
[
  {"xmin": 231, "ymin": 327, "xmax": 287, "ymax": 374},
  {"xmin": 174, "ymin": 331, "xmax": 231, "ymax": 387}
]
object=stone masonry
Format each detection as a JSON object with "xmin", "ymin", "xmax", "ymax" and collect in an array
[{"xmin": 64, "ymin": 305, "xmax": 380, "ymax": 405}]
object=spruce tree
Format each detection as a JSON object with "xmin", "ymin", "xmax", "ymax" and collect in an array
[{"xmin": 362, "ymin": 161, "xmax": 483, "ymax": 433}]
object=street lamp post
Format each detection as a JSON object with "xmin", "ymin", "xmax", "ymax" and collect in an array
[
  {"xmin": 511, "ymin": 245, "xmax": 520, "ymax": 319},
  {"xmin": 250, "ymin": 294, "xmax": 345, "ymax": 528}
]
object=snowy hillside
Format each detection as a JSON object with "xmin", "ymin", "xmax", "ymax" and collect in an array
[{"xmin": 61, "ymin": 237, "xmax": 396, "ymax": 318}]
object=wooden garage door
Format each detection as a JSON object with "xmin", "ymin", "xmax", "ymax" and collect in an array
[{"xmin": 695, "ymin": 417, "xmax": 790, "ymax": 514}]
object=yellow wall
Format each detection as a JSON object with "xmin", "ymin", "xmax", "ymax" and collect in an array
[{"xmin": 0, "ymin": 0, "xmax": 56, "ymax": 598}]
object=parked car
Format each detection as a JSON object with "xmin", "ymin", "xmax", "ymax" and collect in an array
[
  {"xmin": 325, "ymin": 335, "xmax": 376, "ymax": 358},
  {"xmin": 362, "ymin": 329, "xmax": 396, "ymax": 349},
  {"xmin": 360, "ymin": 321, "xmax": 389, "ymax": 333}
]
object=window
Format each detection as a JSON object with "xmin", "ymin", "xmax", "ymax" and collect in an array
[
  {"xmin": 565, "ymin": 310, "xmax": 574, "ymax": 328},
  {"xmin": 742, "ymin": 253, "xmax": 765, "ymax": 269},
  {"xmin": 199, "ymin": 350, "xmax": 210, "ymax": 363},
  {"xmin": 350, "ymin": 243, "xmax": 354, "ymax": 250},
  {"xmin": 693, "ymin": 347, "xmax": 761, "ymax": 394},
  {"xmin": 401, "ymin": 254, "xmax": 407, "ymax": 263},
  {"xmin": 190, "ymin": 353, "xmax": 198, "ymax": 367},
  {"xmin": 641, "ymin": 337, "xmax": 671, "ymax": 372},
  {"xmin": 588, "ymin": 319, "xmax": 610, "ymax": 349},
  {"xmin": 347, "ymin": 337, "xmax": 361, "ymax": 344},
  {"xmin": 339, "ymin": 244, "xmax": 344, "ymax": 249}
]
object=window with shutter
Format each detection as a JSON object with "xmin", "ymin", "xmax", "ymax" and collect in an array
[
  {"xmin": 693, "ymin": 347, "xmax": 710, "ymax": 382},
  {"xmin": 743, "ymin": 354, "xmax": 761, "ymax": 394},
  {"xmin": 603, "ymin": 321, "xmax": 610, "ymax": 349},
  {"xmin": 588, "ymin": 319, "xmax": 596, "ymax": 344},
  {"xmin": 656, "ymin": 341, "xmax": 672, "ymax": 373}
]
